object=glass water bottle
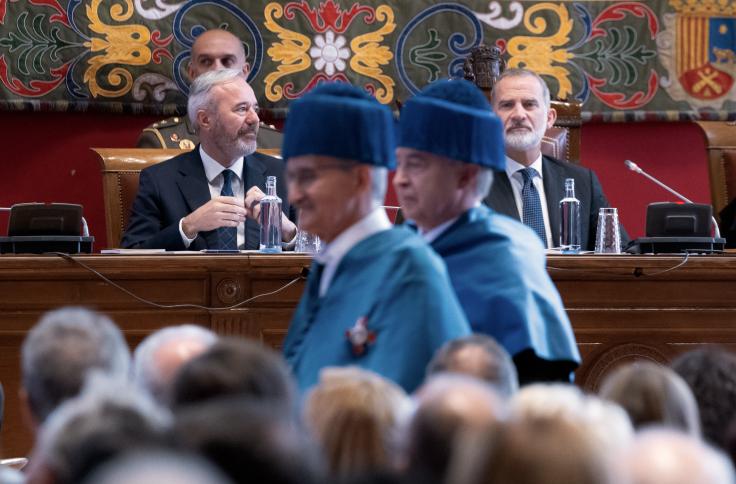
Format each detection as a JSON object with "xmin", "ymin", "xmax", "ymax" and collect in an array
[{"xmin": 259, "ymin": 176, "xmax": 283, "ymax": 253}]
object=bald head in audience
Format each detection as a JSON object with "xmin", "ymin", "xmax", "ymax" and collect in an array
[
  {"xmin": 406, "ymin": 374, "xmax": 506, "ymax": 484},
  {"xmin": 83, "ymin": 451, "xmax": 233, "ymax": 484},
  {"xmin": 426, "ymin": 334, "xmax": 518, "ymax": 398},
  {"xmin": 622, "ymin": 428, "xmax": 735, "ymax": 484},
  {"xmin": 133, "ymin": 324, "xmax": 218, "ymax": 405}
]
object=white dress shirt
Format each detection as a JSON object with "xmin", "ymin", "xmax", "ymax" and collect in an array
[
  {"xmin": 505, "ymin": 155, "xmax": 553, "ymax": 248},
  {"xmin": 179, "ymin": 146, "xmax": 246, "ymax": 248},
  {"xmin": 314, "ymin": 208, "xmax": 392, "ymax": 297}
]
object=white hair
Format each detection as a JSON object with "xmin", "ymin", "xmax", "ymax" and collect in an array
[
  {"xmin": 132, "ymin": 324, "xmax": 218, "ymax": 404},
  {"xmin": 474, "ymin": 167, "xmax": 494, "ymax": 199},
  {"xmin": 187, "ymin": 68, "xmax": 245, "ymax": 132},
  {"xmin": 371, "ymin": 166, "xmax": 388, "ymax": 208}
]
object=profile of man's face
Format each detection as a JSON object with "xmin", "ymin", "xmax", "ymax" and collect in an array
[{"xmin": 188, "ymin": 30, "xmax": 249, "ymax": 81}]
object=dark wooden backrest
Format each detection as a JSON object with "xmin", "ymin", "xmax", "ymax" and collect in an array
[{"xmin": 695, "ymin": 121, "xmax": 736, "ymax": 220}]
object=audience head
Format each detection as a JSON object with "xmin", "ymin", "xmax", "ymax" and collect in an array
[
  {"xmin": 133, "ymin": 324, "xmax": 217, "ymax": 405},
  {"xmin": 174, "ymin": 397, "xmax": 324, "ymax": 484},
  {"xmin": 621, "ymin": 428, "xmax": 735, "ymax": 484},
  {"xmin": 21, "ymin": 307, "xmax": 131, "ymax": 425},
  {"xmin": 510, "ymin": 383, "xmax": 634, "ymax": 456},
  {"xmin": 406, "ymin": 373, "xmax": 505, "ymax": 484},
  {"xmin": 394, "ymin": 79, "xmax": 503, "ymax": 230},
  {"xmin": 600, "ymin": 361, "xmax": 700, "ymax": 435},
  {"xmin": 671, "ymin": 346, "xmax": 736, "ymax": 448},
  {"xmin": 283, "ymin": 83, "xmax": 394, "ymax": 243},
  {"xmin": 426, "ymin": 334, "xmax": 518, "ymax": 398},
  {"xmin": 450, "ymin": 415, "xmax": 616, "ymax": 484},
  {"xmin": 27, "ymin": 375, "xmax": 172, "ymax": 484},
  {"xmin": 303, "ymin": 366, "xmax": 411, "ymax": 481},
  {"xmin": 490, "ymin": 68, "xmax": 556, "ymax": 163},
  {"xmin": 187, "ymin": 68, "xmax": 259, "ymax": 161},
  {"xmin": 188, "ymin": 28, "xmax": 248, "ymax": 81},
  {"xmin": 170, "ymin": 337, "xmax": 295, "ymax": 410},
  {"xmin": 83, "ymin": 451, "xmax": 233, "ymax": 484}
]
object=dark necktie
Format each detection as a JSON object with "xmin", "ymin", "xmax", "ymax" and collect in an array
[
  {"xmin": 217, "ymin": 169, "xmax": 237, "ymax": 250},
  {"xmin": 519, "ymin": 167, "xmax": 548, "ymax": 247}
]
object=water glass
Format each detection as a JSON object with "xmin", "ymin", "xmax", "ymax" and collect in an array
[
  {"xmin": 295, "ymin": 228, "xmax": 321, "ymax": 254},
  {"xmin": 595, "ymin": 207, "xmax": 621, "ymax": 254}
]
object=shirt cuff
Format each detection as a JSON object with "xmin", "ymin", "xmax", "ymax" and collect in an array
[{"xmin": 179, "ymin": 218, "xmax": 197, "ymax": 248}]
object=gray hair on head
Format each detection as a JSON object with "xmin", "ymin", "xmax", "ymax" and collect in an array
[
  {"xmin": 187, "ymin": 68, "xmax": 246, "ymax": 132},
  {"xmin": 492, "ymin": 68, "xmax": 552, "ymax": 111},
  {"xmin": 371, "ymin": 166, "xmax": 388, "ymax": 208}
]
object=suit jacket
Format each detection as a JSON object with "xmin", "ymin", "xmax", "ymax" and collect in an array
[
  {"xmin": 121, "ymin": 147, "xmax": 294, "ymax": 250},
  {"xmin": 484, "ymin": 155, "xmax": 628, "ymax": 251}
]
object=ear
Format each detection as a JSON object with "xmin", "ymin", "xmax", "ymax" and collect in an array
[
  {"xmin": 187, "ymin": 61, "xmax": 196, "ymax": 83},
  {"xmin": 196, "ymin": 108, "xmax": 212, "ymax": 132},
  {"xmin": 242, "ymin": 61, "xmax": 251, "ymax": 77},
  {"xmin": 457, "ymin": 164, "xmax": 480, "ymax": 190},
  {"xmin": 19, "ymin": 387, "xmax": 39, "ymax": 435},
  {"xmin": 355, "ymin": 164, "xmax": 373, "ymax": 194},
  {"xmin": 546, "ymin": 105, "xmax": 557, "ymax": 130}
]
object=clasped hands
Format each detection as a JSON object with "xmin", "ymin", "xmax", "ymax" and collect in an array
[{"xmin": 181, "ymin": 186, "xmax": 297, "ymax": 241}]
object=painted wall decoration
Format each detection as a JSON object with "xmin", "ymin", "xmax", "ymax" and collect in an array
[{"xmin": 0, "ymin": 0, "xmax": 733, "ymax": 120}]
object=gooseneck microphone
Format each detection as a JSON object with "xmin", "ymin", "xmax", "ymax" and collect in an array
[{"xmin": 624, "ymin": 160, "xmax": 721, "ymax": 239}]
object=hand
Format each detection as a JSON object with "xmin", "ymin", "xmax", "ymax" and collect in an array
[
  {"xmin": 244, "ymin": 186, "xmax": 266, "ymax": 221},
  {"xmin": 181, "ymin": 196, "xmax": 246, "ymax": 238}
]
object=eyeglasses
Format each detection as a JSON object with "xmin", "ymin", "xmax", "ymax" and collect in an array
[{"xmin": 286, "ymin": 163, "xmax": 356, "ymax": 188}]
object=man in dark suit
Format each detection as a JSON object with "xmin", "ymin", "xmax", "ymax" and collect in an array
[
  {"xmin": 122, "ymin": 68, "xmax": 296, "ymax": 250},
  {"xmin": 484, "ymin": 68, "xmax": 627, "ymax": 251}
]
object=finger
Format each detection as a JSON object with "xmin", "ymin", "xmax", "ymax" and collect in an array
[{"xmin": 215, "ymin": 196, "xmax": 245, "ymax": 207}]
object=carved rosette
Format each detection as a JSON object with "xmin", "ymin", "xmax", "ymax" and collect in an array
[
  {"xmin": 216, "ymin": 277, "xmax": 242, "ymax": 305},
  {"xmin": 578, "ymin": 343, "xmax": 670, "ymax": 392}
]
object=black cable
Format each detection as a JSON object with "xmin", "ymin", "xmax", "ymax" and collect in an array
[{"xmin": 50, "ymin": 252, "xmax": 306, "ymax": 311}]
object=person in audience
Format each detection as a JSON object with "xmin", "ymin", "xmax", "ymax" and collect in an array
[
  {"xmin": 133, "ymin": 324, "xmax": 218, "ymax": 405},
  {"xmin": 170, "ymin": 337, "xmax": 295, "ymax": 410},
  {"xmin": 20, "ymin": 307, "xmax": 131, "ymax": 429},
  {"xmin": 136, "ymin": 28, "xmax": 281, "ymax": 150},
  {"xmin": 671, "ymin": 346, "xmax": 736, "ymax": 449},
  {"xmin": 405, "ymin": 373, "xmax": 505, "ymax": 484},
  {"xmin": 303, "ymin": 367, "xmax": 411, "ymax": 483},
  {"xmin": 426, "ymin": 334, "xmax": 518, "ymax": 398},
  {"xmin": 599, "ymin": 361, "xmax": 700, "ymax": 435},
  {"xmin": 122, "ymin": 68, "xmax": 296, "ymax": 250},
  {"xmin": 25, "ymin": 375, "xmax": 171, "ymax": 484},
  {"xmin": 83, "ymin": 451, "xmax": 234, "ymax": 484},
  {"xmin": 449, "ymin": 416, "xmax": 617, "ymax": 484},
  {"xmin": 173, "ymin": 397, "xmax": 324, "ymax": 484},
  {"xmin": 281, "ymin": 82, "xmax": 470, "ymax": 392},
  {"xmin": 394, "ymin": 78, "xmax": 579, "ymax": 384},
  {"xmin": 509, "ymin": 383, "xmax": 634, "ymax": 456},
  {"xmin": 621, "ymin": 428, "xmax": 736, "ymax": 484},
  {"xmin": 484, "ymin": 68, "xmax": 627, "ymax": 250}
]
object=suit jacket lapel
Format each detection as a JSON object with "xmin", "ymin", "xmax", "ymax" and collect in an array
[
  {"xmin": 244, "ymin": 153, "xmax": 268, "ymax": 250},
  {"xmin": 543, "ymin": 156, "xmax": 563, "ymax": 247},
  {"xmin": 485, "ymin": 170, "xmax": 521, "ymax": 221},
  {"xmin": 175, "ymin": 148, "xmax": 219, "ymax": 249}
]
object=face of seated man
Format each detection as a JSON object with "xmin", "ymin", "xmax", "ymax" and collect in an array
[
  {"xmin": 188, "ymin": 29, "xmax": 250, "ymax": 81},
  {"xmin": 286, "ymin": 155, "xmax": 373, "ymax": 243},
  {"xmin": 197, "ymin": 76, "xmax": 259, "ymax": 165},
  {"xmin": 491, "ymin": 74, "xmax": 557, "ymax": 165}
]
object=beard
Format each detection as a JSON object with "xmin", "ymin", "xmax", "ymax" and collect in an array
[
  {"xmin": 504, "ymin": 123, "xmax": 546, "ymax": 152},
  {"xmin": 212, "ymin": 120, "xmax": 258, "ymax": 160}
]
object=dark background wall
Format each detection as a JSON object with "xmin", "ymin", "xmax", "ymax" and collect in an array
[{"xmin": 0, "ymin": 111, "xmax": 710, "ymax": 249}]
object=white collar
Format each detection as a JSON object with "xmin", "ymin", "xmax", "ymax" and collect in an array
[
  {"xmin": 420, "ymin": 216, "xmax": 460, "ymax": 244},
  {"xmin": 199, "ymin": 146, "xmax": 244, "ymax": 183},
  {"xmin": 314, "ymin": 208, "xmax": 392, "ymax": 267},
  {"xmin": 505, "ymin": 153, "xmax": 544, "ymax": 181}
]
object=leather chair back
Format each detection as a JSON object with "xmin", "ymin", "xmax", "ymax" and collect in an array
[
  {"xmin": 695, "ymin": 121, "xmax": 736, "ymax": 219},
  {"xmin": 93, "ymin": 148, "xmax": 185, "ymax": 248}
]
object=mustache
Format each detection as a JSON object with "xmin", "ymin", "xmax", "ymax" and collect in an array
[{"xmin": 238, "ymin": 125, "xmax": 258, "ymax": 136}]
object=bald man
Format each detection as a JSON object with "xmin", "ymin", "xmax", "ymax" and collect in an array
[{"xmin": 136, "ymin": 29, "xmax": 282, "ymax": 150}]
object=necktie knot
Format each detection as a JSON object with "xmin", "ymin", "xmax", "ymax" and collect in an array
[{"xmin": 519, "ymin": 167, "xmax": 539, "ymax": 185}]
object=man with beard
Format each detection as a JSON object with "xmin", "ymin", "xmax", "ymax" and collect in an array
[
  {"xmin": 484, "ymin": 68, "xmax": 626, "ymax": 251},
  {"xmin": 121, "ymin": 68, "xmax": 296, "ymax": 250},
  {"xmin": 136, "ymin": 29, "xmax": 282, "ymax": 150}
]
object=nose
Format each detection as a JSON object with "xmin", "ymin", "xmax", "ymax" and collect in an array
[
  {"xmin": 509, "ymin": 103, "xmax": 526, "ymax": 121},
  {"xmin": 246, "ymin": 106, "xmax": 259, "ymax": 125},
  {"xmin": 393, "ymin": 165, "xmax": 409, "ymax": 187}
]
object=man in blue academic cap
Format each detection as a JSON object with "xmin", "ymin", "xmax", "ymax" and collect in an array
[
  {"xmin": 281, "ymin": 83, "xmax": 471, "ymax": 393},
  {"xmin": 394, "ymin": 79, "xmax": 580, "ymax": 384}
]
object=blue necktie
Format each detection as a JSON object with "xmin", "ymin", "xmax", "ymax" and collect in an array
[
  {"xmin": 519, "ymin": 167, "xmax": 548, "ymax": 247},
  {"xmin": 217, "ymin": 169, "xmax": 238, "ymax": 250}
]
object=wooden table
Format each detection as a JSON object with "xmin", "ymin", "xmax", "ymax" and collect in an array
[{"xmin": 1, "ymin": 252, "xmax": 736, "ymax": 457}]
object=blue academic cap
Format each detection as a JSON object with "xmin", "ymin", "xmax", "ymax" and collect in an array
[
  {"xmin": 398, "ymin": 79, "xmax": 505, "ymax": 170},
  {"xmin": 282, "ymin": 83, "xmax": 396, "ymax": 168}
]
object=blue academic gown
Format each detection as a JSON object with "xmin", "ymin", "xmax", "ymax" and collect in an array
[
  {"xmin": 430, "ymin": 205, "xmax": 580, "ymax": 380},
  {"xmin": 283, "ymin": 227, "xmax": 471, "ymax": 393}
]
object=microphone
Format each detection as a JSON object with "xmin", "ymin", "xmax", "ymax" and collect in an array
[{"xmin": 624, "ymin": 160, "xmax": 721, "ymax": 239}]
